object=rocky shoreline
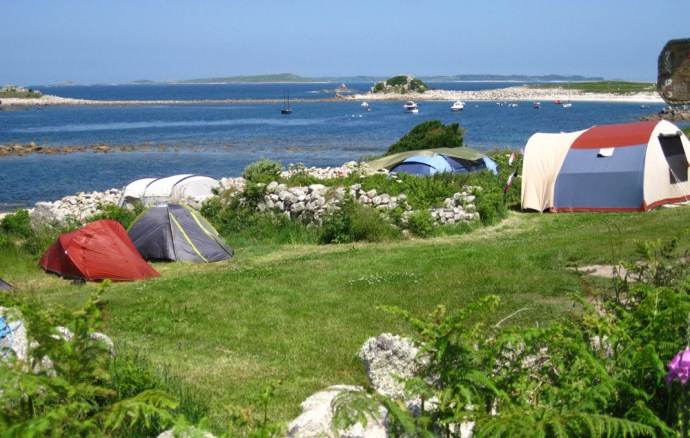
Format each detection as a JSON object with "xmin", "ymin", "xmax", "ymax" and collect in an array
[
  {"xmin": 0, "ymin": 142, "xmax": 160, "ymax": 157},
  {"xmin": 639, "ymin": 106, "xmax": 690, "ymax": 122},
  {"xmin": 0, "ymin": 85, "xmax": 664, "ymax": 107}
]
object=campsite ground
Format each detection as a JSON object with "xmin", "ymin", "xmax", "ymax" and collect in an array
[{"xmin": 6, "ymin": 204, "xmax": 690, "ymax": 429}]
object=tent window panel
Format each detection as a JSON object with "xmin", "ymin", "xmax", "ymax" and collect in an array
[
  {"xmin": 597, "ymin": 147, "xmax": 614, "ymax": 157},
  {"xmin": 659, "ymin": 134, "xmax": 688, "ymax": 184}
]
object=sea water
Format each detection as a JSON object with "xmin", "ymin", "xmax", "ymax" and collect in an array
[{"xmin": 0, "ymin": 82, "xmax": 676, "ymax": 211}]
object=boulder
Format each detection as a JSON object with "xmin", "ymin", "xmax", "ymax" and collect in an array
[
  {"xmin": 157, "ymin": 428, "xmax": 216, "ymax": 438},
  {"xmin": 359, "ymin": 333, "xmax": 425, "ymax": 399},
  {"xmin": 286, "ymin": 385, "xmax": 388, "ymax": 438}
]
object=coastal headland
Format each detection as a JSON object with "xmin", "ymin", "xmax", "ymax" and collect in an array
[{"xmin": 0, "ymin": 85, "xmax": 665, "ymax": 107}]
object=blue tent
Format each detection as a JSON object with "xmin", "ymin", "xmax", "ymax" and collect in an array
[
  {"xmin": 390, "ymin": 155, "xmax": 453, "ymax": 176},
  {"xmin": 389, "ymin": 154, "xmax": 498, "ymax": 177},
  {"xmin": 366, "ymin": 147, "xmax": 499, "ymax": 177}
]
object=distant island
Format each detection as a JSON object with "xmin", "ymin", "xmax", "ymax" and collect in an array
[
  {"xmin": 372, "ymin": 75, "xmax": 430, "ymax": 94},
  {"xmin": 128, "ymin": 73, "xmax": 605, "ymax": 85}
]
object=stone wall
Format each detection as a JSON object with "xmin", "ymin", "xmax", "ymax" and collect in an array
[
  {"xmin": 29, "ymin": 189, "xmax": 121, "ymax": 229},
  {"xmin": 223, "ymin": 179, "xmax": 481, "ymax": 229},
  {"xmin": 23, "ymin": 161, "xmax": 482, "ymax": 230}
]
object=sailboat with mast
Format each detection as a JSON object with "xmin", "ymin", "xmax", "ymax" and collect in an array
[{"xmin": 281, "ymin": 89, "xmax": 292, "ymax": 114}]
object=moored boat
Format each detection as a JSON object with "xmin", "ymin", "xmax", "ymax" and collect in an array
[
  {"xmin": 450, "ymin": 101, "xmax": 465, "ymax": 111},
  {"xmin": 403, "ymin": 101, "xmax": 419, "ymax": 113},
  {"xmin": 281, "ymin": 89, "xmax": 292, "ymax": 114}
]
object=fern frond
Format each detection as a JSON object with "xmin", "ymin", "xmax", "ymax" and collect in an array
[{"xmin": 100, "ymin": 388, "xmax": 178, "ymax": 432}]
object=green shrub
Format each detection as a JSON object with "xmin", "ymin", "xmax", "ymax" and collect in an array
[
  {"xmin": 109, "ymin": 347, "xmax": 210, "ymax": 435},
  {"xmin": 19, "ymin": 227, "xmax": 60, "ymax": 257},
  {"xmin": 406, "ymin": 210, "xmax": 434, "ymax": 238},
  {"xmin": 475, "ymin": 190, "xmax": 507, "ymax": 226},
  {"xmin": 386, "ymin": 120, "xmax": 465, "ymax": 155},
  {"xmin": 201, "ymin": 186, "xmax": 318, "ymax": 246},
  {"xmin": 90, "ymin": 204, "xmax": 145, "ymax": 229},
  {"xmin": 386, "ymin": 75, "xmax": 409, "ymax": 87},
  {"xmin": 0, "ymin": 209, "xmax": 32, "ymax": 238},
  {"xmin": 242, "ymin": 158, "xmax": 284, "ymax": 184},
  {"xmin": 408, "ymin": 78, "xmax": 428, "ymax": 92},
  {"xmin": 0, "ymin": 285, "xmax": 182, "ymax": 436},
  {"xmin": 319, "ymin": 195, "xmax": 401, "ymax": 244}
]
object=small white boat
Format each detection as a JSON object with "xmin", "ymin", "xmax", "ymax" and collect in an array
[
  {"xmin": 361, "ymin": 102, "xmax": 369, "ymax": 107},
  {"xmin": 403, "ymin": 101, "xmax": 419, "ymax": 113},
  {"xmin": 562, "ymin": 102, "xmax": 572, "ymax": 108},
  {"xmin": 508, "ymin": 103, "xmax": 518, "ymax": 107},
  {"xmin": 450, "ymin": 101, "xmax": 465, "ymax": 111}
]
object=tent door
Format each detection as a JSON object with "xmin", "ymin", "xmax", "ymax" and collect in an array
[{"xmin": 659, "ymin": 133, "xmax": 689, "ymax": 184}]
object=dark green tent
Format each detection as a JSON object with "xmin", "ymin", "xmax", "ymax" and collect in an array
[{"xmin": 127, "ymin": 203, "xmax": 233, "ymax": 263}]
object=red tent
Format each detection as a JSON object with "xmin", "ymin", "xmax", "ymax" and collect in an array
[{"xmin": 38, "ymin": 219, "xmax": 160, "ymax": 282}]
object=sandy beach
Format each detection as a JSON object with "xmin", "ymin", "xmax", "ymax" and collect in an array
[{"xmin": 0, "ymin": 85, "xmax": 665, "ymax": 106}]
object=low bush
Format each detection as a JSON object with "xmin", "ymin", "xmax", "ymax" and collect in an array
[
  {"xmin": 386, "ymin": 120, "xmax": 465, "ymax": 155},
  {"xmin": 406, "ymin": 210, "xmax": 434, "ymax": 238},
  {"xmin": 0, "ymin": 285, "xmax": 188, "ymax": 437},
  {"xmin": 0, "ymin": 209, "xmax": 32, "ymax": 238},
  {"xmin": 0, "ymin": 209, "xmax": 71, "ymax": 257},
  {"xmin": 90, "ymin": 204, "xmax": 145, "ymax": 229},
  {"xmin": 201, "ymin": 185, "xmax": 318, "ymax": 246},
  {"xmin": 319, "ymin": 195, "xmax": 401, "ymax": 244},
  {"xmin": 242, "ymin": 158, "xmax": 284, "ymax": 184}
]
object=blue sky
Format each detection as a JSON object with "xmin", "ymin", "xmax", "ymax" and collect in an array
[{"xmin": 1, "ymin": 1, "xmax": 686, "ymax": 85}]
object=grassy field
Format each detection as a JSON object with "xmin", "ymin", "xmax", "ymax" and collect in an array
[
  {"xmin": 0, "ymin": 89, "xmax": 42, "ymax": 99},
  {"xmin": 4, "ymin": 205, "xmax": 690, "ymax": 429},
  {"xmin": 530, "ymin": 81, "xmax": 656, "ymax": 94}
]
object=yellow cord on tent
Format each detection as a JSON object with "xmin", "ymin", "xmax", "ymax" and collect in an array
[
  {"xmin": 168, "ymin": 213, "xmax": 208, "ymax": 262},
  {"xmin": 183, "ymin": 205, "xmax": 233, "ymax": 256}
]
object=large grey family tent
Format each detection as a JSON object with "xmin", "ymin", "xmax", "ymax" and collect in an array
[
  {"xmin": 117, "ymin": 175, "xmax": 219, "ymax": 207},
  {"xmin": 364, "ymin": 147, "xmax": 498, "ymax": 176},
  {"xmin": 0, "ymin": 279, "xmax": 14, "ymax": 290},
  {"xmin": 127, "ymin": 203, "xmax": 233, "ymax": 262},
  {"xmin": 521, "ymin": 120, "xmax": 690, "ymax": 212}
]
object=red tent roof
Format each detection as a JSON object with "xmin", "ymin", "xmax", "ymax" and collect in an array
[
  {"xmin": 570, "ymin": 121, "xmax": 660, "ymax": 149},
  {"xmin": 38, "ymin": 219, "xmax": 160, "ymax": 282}
]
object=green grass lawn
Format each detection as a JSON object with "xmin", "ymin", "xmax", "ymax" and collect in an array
[
  {"xmin": 0, "ymin": 90, "xmax": 42, "ymax": 99},
  {"xmin": 5, "ymin": 206, "xmax": 690, "ymax": 428}
]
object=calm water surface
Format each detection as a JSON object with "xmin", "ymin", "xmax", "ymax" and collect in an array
[{"xmin": 0, "ymin": 82, "xmax": 677, "ymax": 211}]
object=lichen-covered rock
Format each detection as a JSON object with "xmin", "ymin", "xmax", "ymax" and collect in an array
[
  {"xmin": 286, "ymin": 385, "xmax": 388, "ymax": 438},
  {"xmin": 359, "ymin": 333, "xmax": 426, "ymax": 399},
  {"xmin": 157, "ymin": 427, "xmax": 216, "ymax": 438}
]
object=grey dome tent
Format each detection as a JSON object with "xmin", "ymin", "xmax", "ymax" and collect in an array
[
  {"xmin": 0, "ymin": 278, "xmax": 14, "ymax": 290},
  {"xmin": 127, "ymin": 203, "xmax": 233, "ymax": 262}
]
